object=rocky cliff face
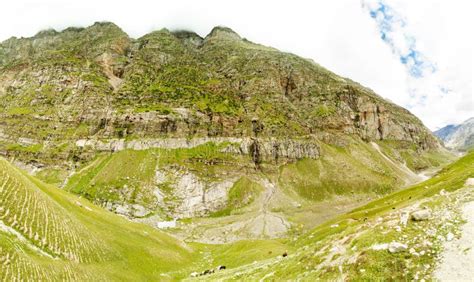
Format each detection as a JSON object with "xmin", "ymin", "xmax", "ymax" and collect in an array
[
  {"xmin": 0, "ymin": 23, "xmax": 439, "ymax": 167},
  {"xmin": 435, "ymin": 118, "xmax": 474, "ymax": 151}
]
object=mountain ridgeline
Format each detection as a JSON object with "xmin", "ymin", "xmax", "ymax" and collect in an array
[
  {"xmin": 0, "ymin": 22, "xmax": 450, "ymax": 233},
  {"xmin": 435, "ymin": 117, "xmax": 474, "ymax": 151}
]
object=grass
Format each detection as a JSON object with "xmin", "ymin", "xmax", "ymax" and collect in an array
[
  {"xmin": 35, "ymin": 167, "xmax": 69, "ymax": 187},
  {"xmin": 207, "ymin": 151, "xmax": 474, "ymax": 280},
  {"xmin": 210, "ymin": 177, "xmax": 263, "ymax": 217},
  {"xmin": 0, "ymin": 156, "xmax": 195, "ymax": 280},
  {"xmin": 278, "ymin": 139, "xmax": 406, "ymax": 201}
]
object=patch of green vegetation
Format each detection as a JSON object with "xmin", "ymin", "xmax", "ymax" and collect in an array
[
  {"xmin": 65, "ymin": 151, "xmax": 157, "ymax": 206},
  {"xmin": 35, "ymin": 167, "xmax": 69, "ymax": 186},
  {"xmin": 133, "ymin": 103, "xmax": 174, "ymax": 114},
  {"xmin": 279, "ymin": 140, "xmax": 400, "ymax": 201},
  {"xmin": 211, "ymin": 177, "xmax": 263, "ymax": 217},
  {"xmin": 312, "ymin": 104, "xmax": 336, "ymax": 118},
  {"xmin": 158, "ymin": 142, "xmax": 236, "ymax": 165},
  {"xmin": 6, "ymin": 143, "xmax": 43, "ymax": 153},
  {"xmin": 7, "ymin": 107, "xmax": 33, "ymax": 115},
  {"xmin": 206, "ymin": 239, "xmax": 291, "ymax": 268}
]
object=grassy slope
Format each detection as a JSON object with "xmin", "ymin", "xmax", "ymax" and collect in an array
[
  {"xmin": 205, "ymin": 151, "xmax": 474, "ymax": 280},
  {"xmin": 210, "ymin": 177, "xmax": 263, "ymax": 217},
  {"xmin": 0, "ymin": 157, "xmax": 195, "ymax": 281},
  {"xmin": 64, "ymin": 138, "xmax": 441, "ymax": 215},
  {"xmin": 278, "ymin": 139, "xmax": 418, "ymax": 202},
  {"xmin": 0, "ymin": 149, "xmax": 467, "ymax": 280}
]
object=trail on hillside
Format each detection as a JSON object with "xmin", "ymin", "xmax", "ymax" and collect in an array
[
  {"xmin": 434, "ymin": 200, "xmax": 474, "ymax": 281},
  {"xmin": 251, "ymin": 177, "xmax": 290, "ymax": 237},
  {"xmin": 370, "ymin": 142, "xmax": 421, "ymax": 184}
]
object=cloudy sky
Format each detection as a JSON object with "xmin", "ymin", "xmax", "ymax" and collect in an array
[{"xmin": 0, "ymin": 0, "xmax": 472, "ymax": 130}]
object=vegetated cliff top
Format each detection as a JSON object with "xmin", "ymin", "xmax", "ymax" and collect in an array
[{"xmin": 0, "ymin": 22, "xmax": 438, "ymax": 149}]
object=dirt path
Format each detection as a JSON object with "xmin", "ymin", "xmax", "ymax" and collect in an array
[
  {"xmin": 370, "ymin": 142, "xmax": 421, "ymax": 184},
  {"xmin": 256, "ymin": 178, "xmax": 290, "ymax": 237},
  {"xmin": 434, "ymin": 201, "xmax": 474, "ymax": 281}
]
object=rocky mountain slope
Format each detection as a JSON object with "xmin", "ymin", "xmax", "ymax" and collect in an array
[
  {"xmin": 0, "ymin": 22, "xmax": 439, "ymax": 160},
  {"xmin": 435, "ymin": 117, "xmax": 474, "ymax": 151},
  {"xmin": 0, "ymin": 22, "xmax": 452, "ymax": 243}
]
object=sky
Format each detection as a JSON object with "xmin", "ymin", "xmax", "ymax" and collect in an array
[{"xmin": 0, "ymin": 0, "xmax": 472, "ymax": 130}]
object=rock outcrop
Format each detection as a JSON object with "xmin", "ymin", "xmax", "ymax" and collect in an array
[
  {"xmin": 0, "ymin": 22, "xmax": 440, "ymax": 170},
  {"xmin": 75, "ymin": 137, "xmax": 320, "ymax": 162}
]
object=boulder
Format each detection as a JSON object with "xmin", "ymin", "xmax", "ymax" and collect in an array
[
  {"xmin": 446, "ymin": 232, "xmax": 454, "ymax": 241},
  {"xmin": 190, "ymin": 272, "xmax": 199, "ymax": 277},
  {"xmin": 400, "ymin": 211, "xmax": 410, "ymax": 226},
  {"xmin": 131, "ymin": 204, "xmax": 150, "ymax": 218},
  {"xmin": 371, "ymin": 243, "xmax": 389, "ymax": 251},
  {"xmin": 114, "ymin": 204, "xmax": 130, "ymax": 215},
  {"xmin": 388, "ymin": 242, "xmax": 407, "ymax": 253},
  {"xmin": 411, "ymin": 209, "xmax": 431, "ymax": 221}
]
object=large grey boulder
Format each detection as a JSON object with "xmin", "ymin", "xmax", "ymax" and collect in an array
[
  {"xmin": 411, "ymin": 209, "xmax": 431, "ymax": 221},
  {"xmin": 388, "ymin": 242, "xmax": 408, "ymax": 253}
]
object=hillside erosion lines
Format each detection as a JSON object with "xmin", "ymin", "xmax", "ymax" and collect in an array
[{"xmin": 0, "ymin": 158, "xmax": 108, "ymax": 263}]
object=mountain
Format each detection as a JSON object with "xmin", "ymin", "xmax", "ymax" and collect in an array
[
  {"xmin": 435, "ymin": 117, "xmax": 474, "ymax": 150},
  {"xmin": 0, "ymin": 22, "xmax": 452, "ymax": 242},
  {"xmin": 0, "ymin": 22, "xmax": 466, "ymax": 280}
]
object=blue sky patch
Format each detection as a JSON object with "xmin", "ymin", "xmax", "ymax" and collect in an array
[{"xmin": 364, "ymin": 0, "xmax": 436, "ymax": 79}]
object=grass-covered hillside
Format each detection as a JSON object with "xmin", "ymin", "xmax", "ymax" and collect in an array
[
  {"xmin": 59, "ymin": 136, "xmax": 452, "ymax": 244},
  {"xmin": 202, "ymin": 150, "xmax": 474, "ymax": 280},
  {"xmin": 0, "ymin": 157, "xmax": 194, "ymax": 280},
  {"xmin": 1, "ymin": 149, "xmax": 468, "ymax": 280}
]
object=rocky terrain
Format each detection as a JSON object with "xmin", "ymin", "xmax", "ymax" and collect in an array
[
  {"xmin": 435, "ymin": 117, "xmax": 474, "ymax": 151},
  {"xmin": 0, "ymin": 22, "xmax": 467, "ymax": 280},
  {"xmin": 0, "ymin": 23, "xmax": 449, "ymax": 226}
]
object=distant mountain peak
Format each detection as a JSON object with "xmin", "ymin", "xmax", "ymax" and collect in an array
[
  {"xmin": 206, "ymin": 26, "xmax": 241, "ymax": 40},
  {"xmin": 435, "ymin": 117, "xmax": 474, "ymax": 150},
  {"xmin": 34, "ymin": 28, "xmax": 58, "ymax": 38}
]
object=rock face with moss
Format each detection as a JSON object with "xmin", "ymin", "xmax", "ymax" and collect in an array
[
  {"xmin": 0, "ymin": 22, "xmax": 448, "ymax": 235},
  {"xmin": 0, "ymin": 22, "xmax": 438, "ymax": 157}
]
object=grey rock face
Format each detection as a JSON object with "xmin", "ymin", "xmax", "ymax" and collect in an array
[
  {"xmin": 75, "ymin": 137, "xmax": 320, "ymax": 161},
  {"xmin": 156, "ymin": 169, "xmax": 236, "ymax": 218},
  {"xmin": 435, "ymin": 117, "xmax": 474, "ymax": 150}
]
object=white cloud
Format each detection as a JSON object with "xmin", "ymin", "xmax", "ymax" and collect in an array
[{"xmin": 0, "ymin": 0, "xmax": 471, "ymax": 130}]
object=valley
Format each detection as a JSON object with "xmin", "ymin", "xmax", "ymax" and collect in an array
[{"xmin": 0, "ymin": 22, "xmax": 471, "ymax": 280}]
